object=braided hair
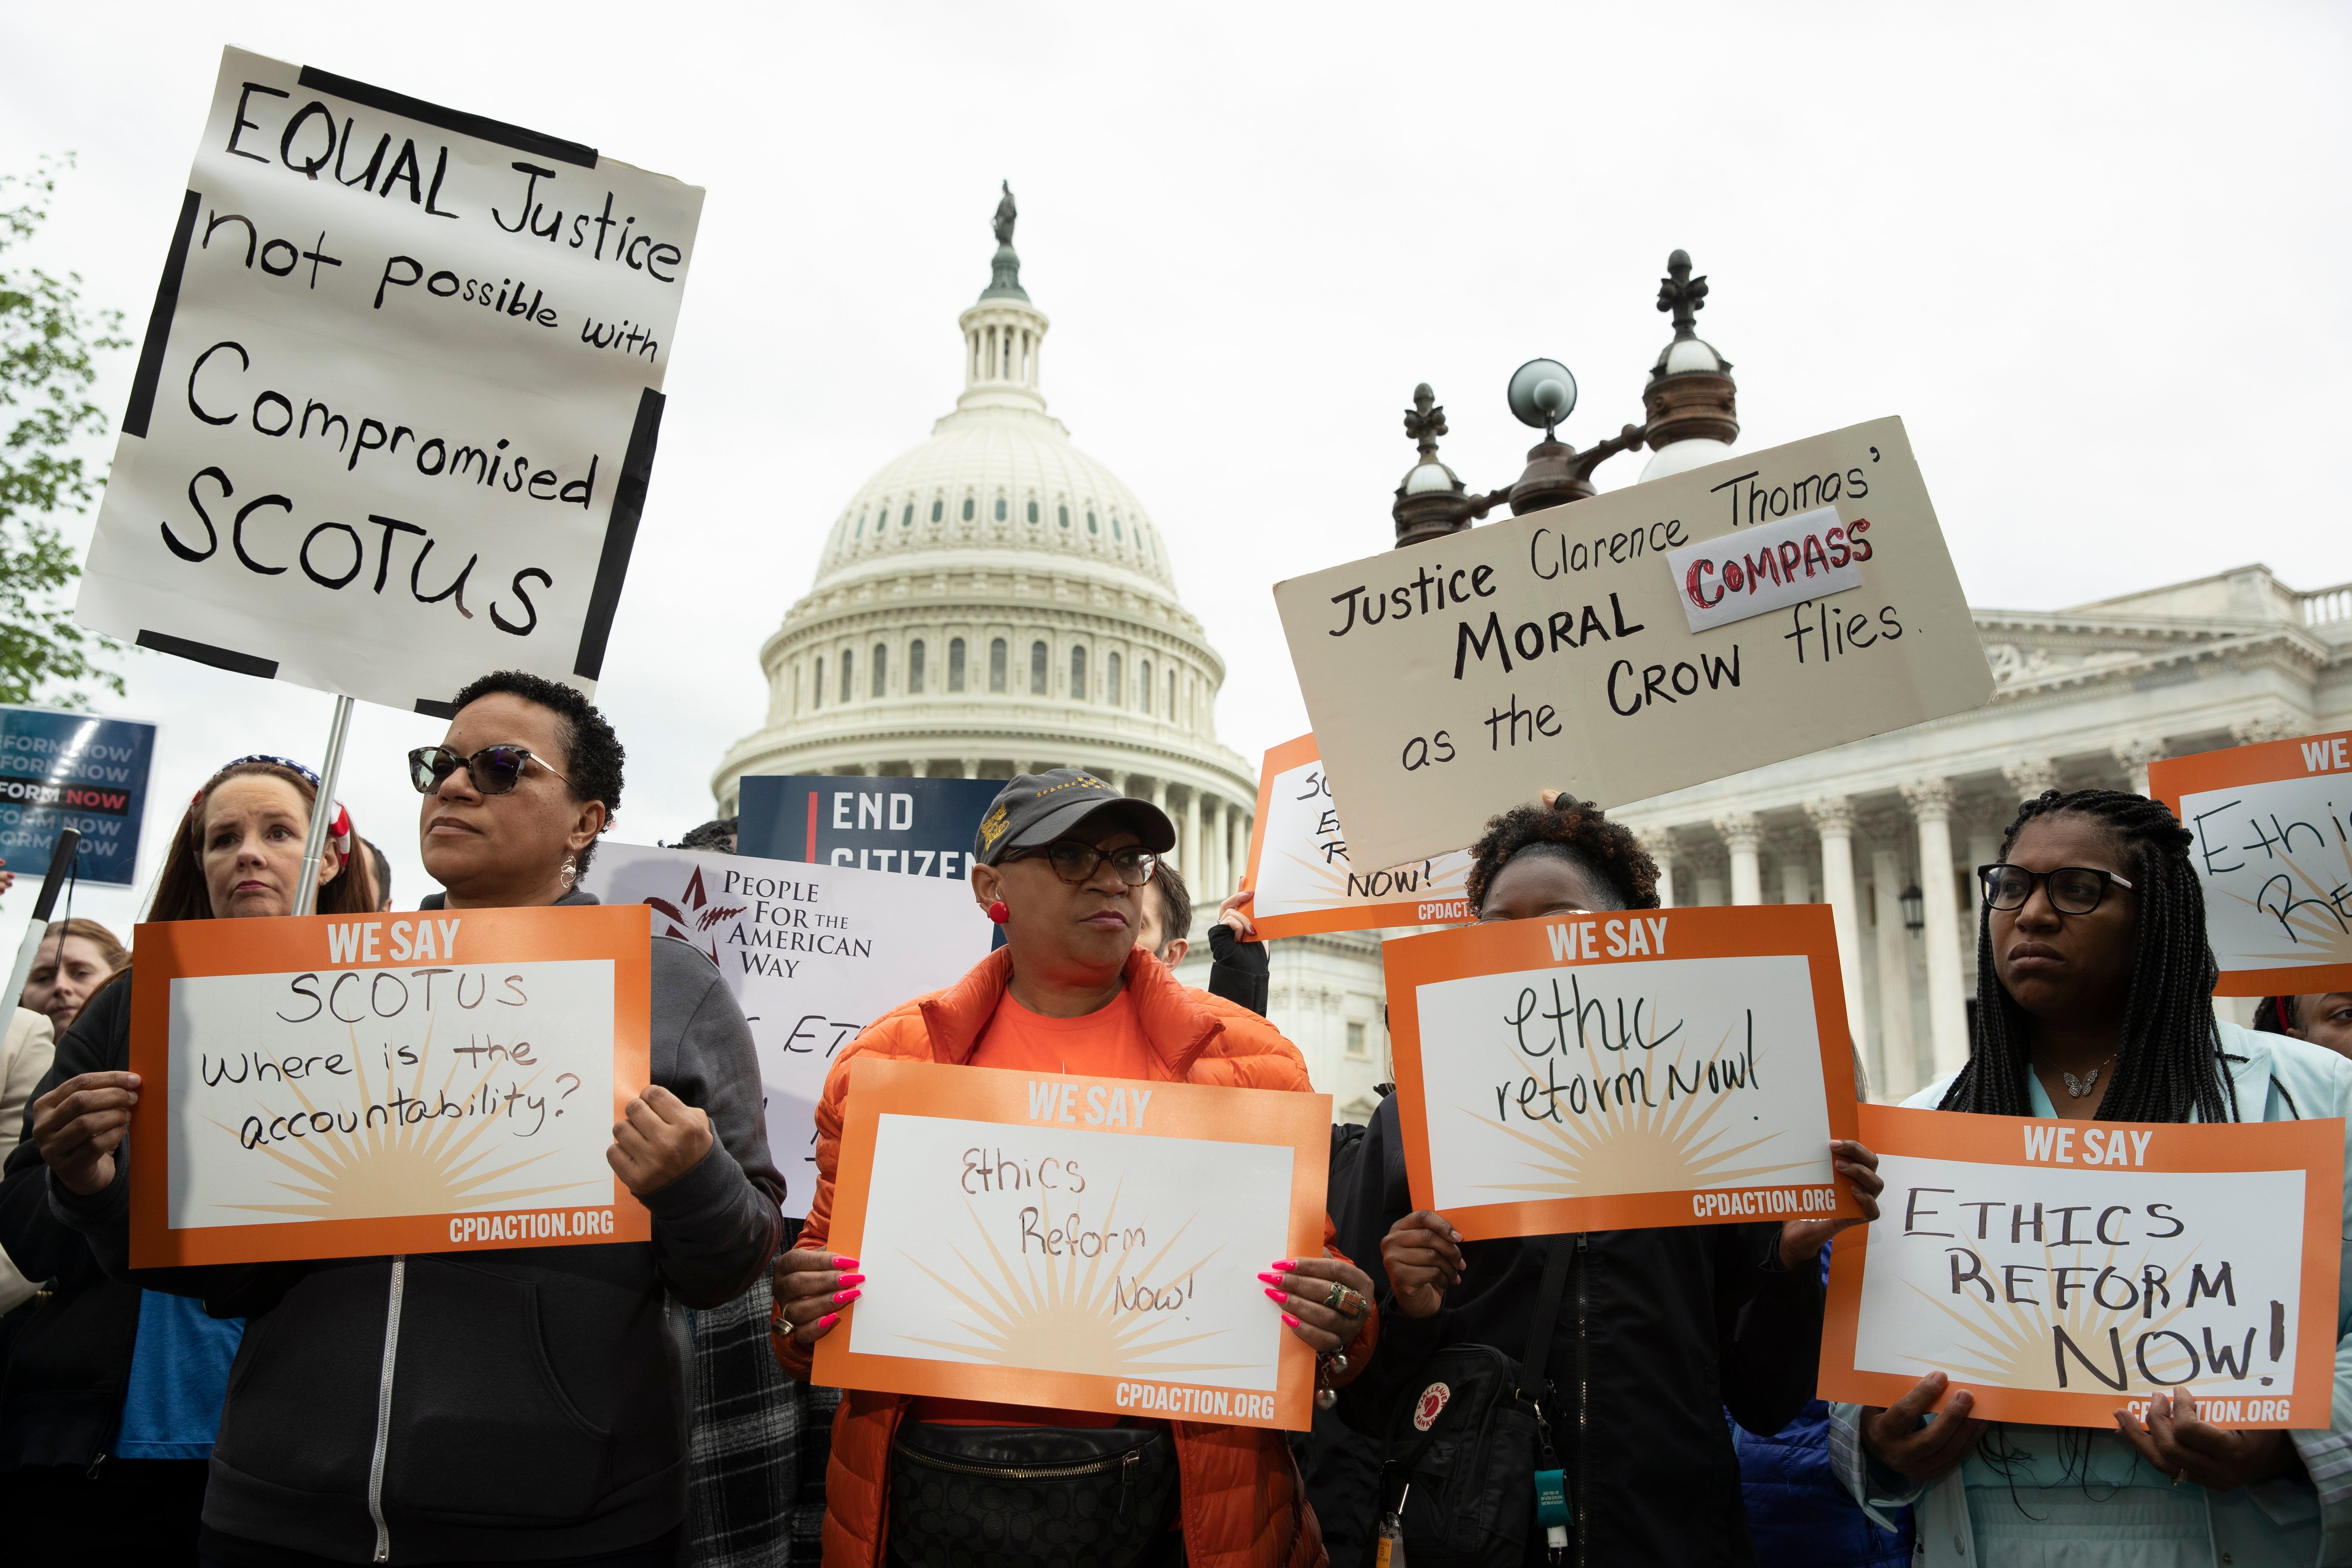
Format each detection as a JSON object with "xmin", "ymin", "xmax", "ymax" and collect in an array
[
  {"xmin": 1936, "ymin": 787, "xmax": 2234, "ymax": 1123},
  {"xmin": 1465, "ymin": 794, "xmax": 1661, "ymax": 913}
]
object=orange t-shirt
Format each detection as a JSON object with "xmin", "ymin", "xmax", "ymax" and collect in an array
[{"xmin": 913, "ymin": 984, "xmax": 1158, "ymax": 1429}]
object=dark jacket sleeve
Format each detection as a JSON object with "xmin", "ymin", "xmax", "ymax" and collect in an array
[
  {"xmin": 1204, "ymin": 924, "xmax": 1268, "ymax": 1017},
  {"xmin": 1715, "ymin": 1219, "xmax": 1825, "ymax": 1438},
  {"xmin": 639, "ymin": 940, "xmax": 784, "ymax": 1308},
  {"xmin": 0, "ymin": 985, "xmax": 127, "ymax": 1283},
  {"xmin": 25, "ymin": 977, "xmax": 296, "ymax": 1312}
]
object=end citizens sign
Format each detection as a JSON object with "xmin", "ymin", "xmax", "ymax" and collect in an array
[
  {"xmin": 738, "ymin": 775, "xmax": 1003, "ymax": 879},
  {"xmin": 0, "ymin": 706, "xmax": 158, "ymax": 888}
]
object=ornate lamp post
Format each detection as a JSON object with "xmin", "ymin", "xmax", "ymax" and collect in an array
[{"xmin": 1390, "ymin": 249, "xmax": 1731, "ymax": 550}]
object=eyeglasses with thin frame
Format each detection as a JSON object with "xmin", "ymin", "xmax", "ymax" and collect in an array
[
  {"xmin": 1978, "ymin": 863, "xmax": 2135, "ymax": 916},
  {"xmin": 1006, "ymin": 841, "xmax": 1160, "ymax": 886},
  {"xmin": 407, "ymin": 744, "xmax": 574, "ymax": 798}
]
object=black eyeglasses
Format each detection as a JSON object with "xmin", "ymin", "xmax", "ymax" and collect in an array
[
  {"xmin": 1007, "ymin": 842, "xmax": 1160, "ymax": 886},
  {"xmin": 407, "ymin": 744, "xmax": 573, "ymax": 797},
  {"xmin": 1978, "ymin": 863, "xmax": 2135, "ymax": 916}
]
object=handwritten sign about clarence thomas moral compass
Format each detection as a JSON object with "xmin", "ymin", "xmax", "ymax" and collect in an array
[{"xmin": 1273, "ymin": 416, "xmax": 1991, "ymax": 872}]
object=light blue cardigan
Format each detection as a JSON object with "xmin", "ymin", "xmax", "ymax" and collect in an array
[{"xmin": 1829, "ymin": 1022, "xmax": 2352, "ymax": 1568}]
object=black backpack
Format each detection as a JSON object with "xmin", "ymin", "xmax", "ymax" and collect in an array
[{"xmin": 1372, "ymin": 1241, "xmax": 1571, "ymax": 1567}]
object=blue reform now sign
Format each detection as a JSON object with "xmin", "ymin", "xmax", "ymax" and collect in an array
[{"xmin": 0, "ymin": 707, "xmax": 159, "ymax": 888}]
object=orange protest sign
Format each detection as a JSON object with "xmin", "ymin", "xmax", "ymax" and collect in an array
[
  {"xmin": 1383, "ymin": 905, "xmax": 1862, "ymax": 1240},
  {"xmin": 2148, "ymin": 731, "xmax": 2352, "ymax": 996},
  {"xmin": 1821, "ymin": 1104, "xmax": 2343, "ymax": 1430},
  {"xmin": 814, "ymin": 1058, "xmax": 1330, "ymax": 1430},
  {"xmin": 129, "ymin": 904, "xmax": 652, "ymax": 1268},
  {"xmin": 1240, "ymin": 734, "xmax": 1473, "ymax": 939}
]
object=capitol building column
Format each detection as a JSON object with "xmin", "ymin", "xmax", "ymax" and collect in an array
[
  {"xmin": 1805, "ymin": 797, "xmax": 1868, "ymax": 1073},
  {"xmin": 1903, "ymin": 779, "xmax": 1969, "ymax": 1081},
  {"xmin": 1639, "ymin": 830, "xmax": 1678, "ymax": 909},
  {"xmin": 1716, "ymin": 813, "xmax": 1764, "ymax": 905},
  {"xmin": 1865, "ymin": 816, "xmax": 1919, "ymax": 1102}
]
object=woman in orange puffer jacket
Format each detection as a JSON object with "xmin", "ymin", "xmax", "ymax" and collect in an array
[{"xmin": 770, "ymin": 772, "xmax": 1378, "ymax": 1568}]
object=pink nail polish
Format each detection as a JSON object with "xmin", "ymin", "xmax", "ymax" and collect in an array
[
  {"xmin": 1264, "ymin": 1287, "xmax": 1287, "ymax": 1303},
  {"xmin": 1273, "ymin": 1259, "xmax": 1297, "ymax": 1270},
  {"xmin": 816, "ymin": 1312, "xmax": 839, "ymax": 1330},
  {"xmin": 1256, "ymin": 1271, "xmax": 1283, "ymax": 1286},
  {"xmin": 838, "ymin": 1274, "xmax": 867, "ymax": 1287},
  {"xmin": 833, "ymin": 1256, "xmax": 859, "ymax": 1269},
  {"xmin": 835, "ymin": 1288, "xmax": 861, "ymax": 1305},
  {"xmin": 1282, "ymin": 1313, "xmax": 1300, "ymax": 1328}
]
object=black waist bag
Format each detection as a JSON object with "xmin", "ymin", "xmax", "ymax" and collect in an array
[
  {"xmin": 888, "ymin": 1422, "xmax": 1179, "ymax": 1568},
  {"xmin": 1378, "ymin": 1241, "xmax": 1571, "ymax": 1568}
]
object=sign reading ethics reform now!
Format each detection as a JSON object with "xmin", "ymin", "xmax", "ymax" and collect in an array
[
  {"xmin": 1274, "ymin": 418, "xmax": 1992, "ymax": 871},
  {"xmin": 76, "ymin": 48, "xmax": 702, "ymax": 713}
]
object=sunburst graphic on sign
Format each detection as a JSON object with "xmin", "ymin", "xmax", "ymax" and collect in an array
[
  {"xmin": 1466, "ymin": 1007, "xmax": 1811, "ymax": 1199},
  {"xmin": 2220, "ymin": 839, "xmax": 2352, "ymax": 970},
  {"xmin": 900, "ymin": 1180, "xmax": 1249, "ymax": 1378},
  {"xmin": 1894, "ymin": 1241, "xmax": 2232, "ymax": 1395},
  {"xmin": 208, "ymin": 1014, "xmax": 595, "ymax": 1222}
]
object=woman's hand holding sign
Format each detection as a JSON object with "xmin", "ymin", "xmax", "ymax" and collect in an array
[
  {"xmin": 2111, "ymin": 1388, "xmax": 2297, "ymax": 1491},
  {"xmin": 1259, "ymin": 1256, "xmax": 1376, "ymax": 1353},
  {"xmin": 30, "ymin": 1070, "xmax": 142, "ymax": 1196},
  {"xmin": 1381, "ymin": 1209, "xmax": 1466, "ymax": 1318},
  {"xmin": 1860, "ymin": 1372, "xmax": 1988, "ymax": 1481},
  {"xmin": 1777, "ymin": 1138, "xmax": 1884, "ymax": 1268},
  {"xmin": 774, "ymin": 1249, "xmax": 864, "ymax": 1344},
  {"xmin": 606, "ymin": 1084, "xmax": 713, "ymax": 1194}
]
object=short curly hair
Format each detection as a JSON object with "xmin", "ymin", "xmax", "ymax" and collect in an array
[
  {"xmin": 448, "ymin": 670, "xmax": 625, "ymax": 872},
  {"xmin": 1465, "ymin": 794, "xmax": 1660, "ymax": 913}
]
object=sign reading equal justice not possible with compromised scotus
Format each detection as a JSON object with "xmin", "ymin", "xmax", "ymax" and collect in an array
[
  {"xmin": 75, "ymin": 47, "xmax": 702, "ymax": 713},
  {"xmin": 129, "ymin": 903, "xmax": 653, "ymax": 1268},
  {"xmin": 1274, "ymin": 417, "xmax": 1993, "ymax": 872}
]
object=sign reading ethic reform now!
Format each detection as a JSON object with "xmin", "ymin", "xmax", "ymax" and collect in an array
[
  {"xmin": 76, "ymin": 48, "xmax": 703, "ymax": 713},
  {"xmin": 1273, "ymin": 417, "xmax": 1992, "ymax": 872}
]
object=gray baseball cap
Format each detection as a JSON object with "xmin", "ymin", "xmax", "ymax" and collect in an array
[{"xmin": 972, "ymin": 769, "xmax": 1177, "ymax": 866}]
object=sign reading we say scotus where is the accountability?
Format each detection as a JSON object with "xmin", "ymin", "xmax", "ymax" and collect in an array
[
  {"xmin": 816, "ymin": 1059, "xmax": 1332, "ymax": 1430},
  {"xmin": 2150, "ymin": 729, "xmax": 2352, "ymax": 996},
  {"xmin": 1384, "ymin": 904, "xmax": 1863, "ymax": 1240},
  {"xmin": 1274, "ymin": 417, "xmax": 1994, "ymax": 873},
  {"xmin": 129, "ymin": 903, "xmax": 654, "ymax": 1268},
  {"xmin": 1821, "ymin": 1105, "xmax": 2344, "ymax": 1429},
  {"xmin": 76, "ymin": 47, "xmax": 702, "ymax": 710}
]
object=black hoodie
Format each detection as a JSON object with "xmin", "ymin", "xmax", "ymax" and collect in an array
[
  {"xmin": 26, "ymin": 891, "xmax": 784, "ymax": 1563},
  {"xmin": 1333, "ymin": 1091, "xmax": 1823, "ymax": 1568}
]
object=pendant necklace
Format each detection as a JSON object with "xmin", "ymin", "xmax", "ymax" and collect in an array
[{"xmin": 2061, "ymin": 1055, "xmax": 2116, "ymax": 1099}]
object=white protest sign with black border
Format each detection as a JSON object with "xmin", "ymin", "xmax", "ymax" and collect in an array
[
  {"xmin": 582, "ymin": 843, "xmax": 995, "ymax": 1217},
  {"xmin": 1272, "ymin": 417, "xmax": 1993, "ymax": 872},
  {"xmin": 75, "ymin": 47, "xmax": 701, "ymax": 713}
]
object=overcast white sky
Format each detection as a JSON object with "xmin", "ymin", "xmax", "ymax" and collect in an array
[{"xmin": 1, "ymin": 1, "xmax": 2346, "ymax": 945}]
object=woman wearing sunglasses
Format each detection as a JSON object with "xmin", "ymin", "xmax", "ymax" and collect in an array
[
  {"xmin": 1831, "ymin": 787, "xmax": 2352, "ymax": 1568},
  {"xmin": 25, "ymin": 673, "xmax": 785, "ymax": 1568},
  {"xmin": 3, "ymin": 754, "xmax": 369, "ymax": 1559},
  {"xmin": 770, "ymin": 769, "xmax": 1379, "ymax": 1568}
]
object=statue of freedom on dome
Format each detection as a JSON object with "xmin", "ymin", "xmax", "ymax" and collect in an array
[{"xmin": 993, "ymin": 181, "xmax": 1017, "ymax": 246}]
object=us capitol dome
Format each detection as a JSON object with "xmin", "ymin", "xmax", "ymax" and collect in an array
[{"xmin": 712, "ymin": 187, "xmax": 1260, "ymax": 900}]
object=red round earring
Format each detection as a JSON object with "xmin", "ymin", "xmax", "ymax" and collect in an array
[{"xmin": 987, "ymin": 899, "xmax": 1010, "ymax": 925}]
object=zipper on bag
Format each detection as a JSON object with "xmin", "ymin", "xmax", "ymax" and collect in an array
[{"xmin": 368, "ymin": 1257, "xmax": 407, "ymax": 1565}]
